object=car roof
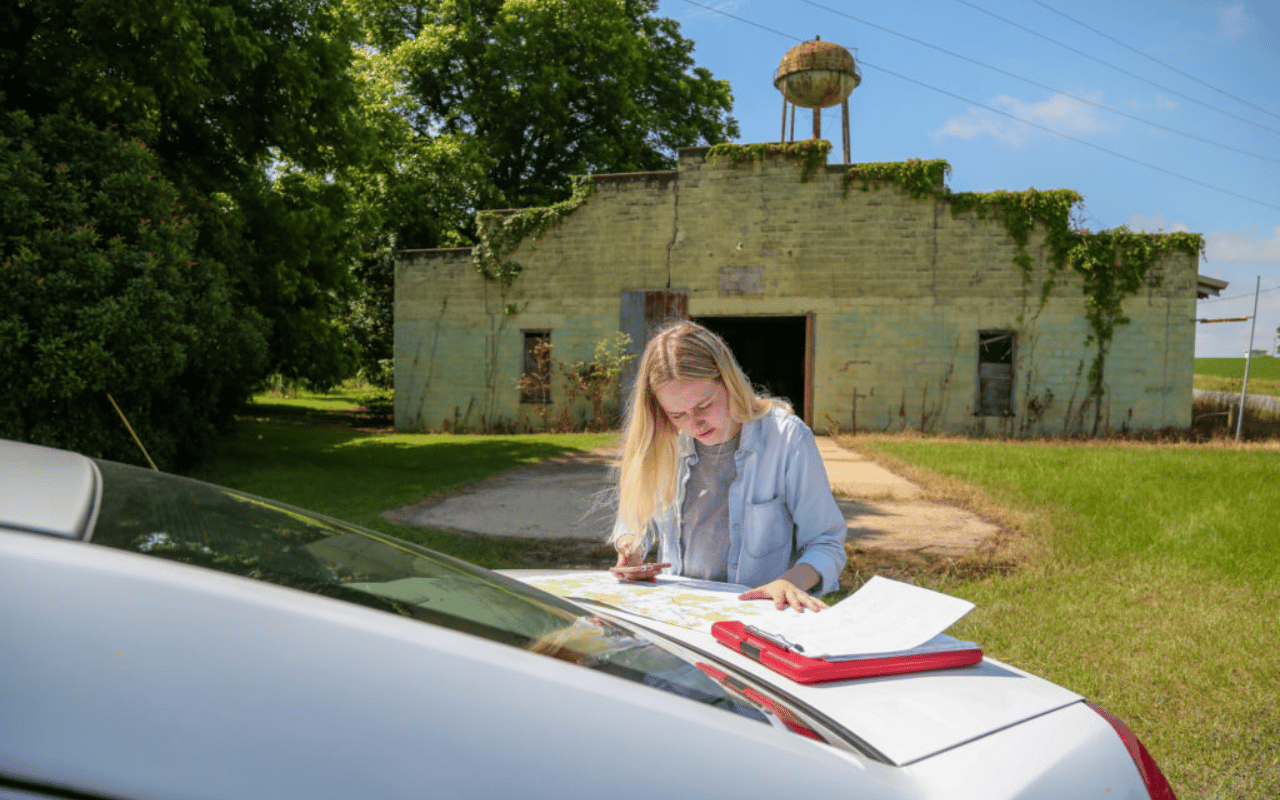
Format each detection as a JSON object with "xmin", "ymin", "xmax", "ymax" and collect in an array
[{"xmin": 0, "ymin": 439, "xmax": 100, "ymax": 539}]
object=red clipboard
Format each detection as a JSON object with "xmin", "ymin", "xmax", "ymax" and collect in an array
[{"xmin": 711, "ymin": 620, "xmax": 983, "ymax": 685}]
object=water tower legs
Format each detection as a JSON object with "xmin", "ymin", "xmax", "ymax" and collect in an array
[
  {"xmin": 841, "ymin": 99, "xmax": 850, "ymax": 164},
  {"xmin": 779, "ymin": 100, "xmax": 850, "ymax": 163}
]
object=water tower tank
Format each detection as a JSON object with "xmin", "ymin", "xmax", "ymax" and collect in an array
[{"xmin": 773, "ymin": 37, "xmax": 860, "ymax": 109}]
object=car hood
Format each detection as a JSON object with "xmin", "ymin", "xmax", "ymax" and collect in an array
[{"xmin": 501, "ymin": 569, "xmax": 1082, "ymax": 766}]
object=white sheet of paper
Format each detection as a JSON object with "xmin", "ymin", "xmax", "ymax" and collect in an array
[{"xmin": 759, "ymin": 575, "xmax": 975, "ymax": 657}]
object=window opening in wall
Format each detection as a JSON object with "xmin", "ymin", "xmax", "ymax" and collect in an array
[
  {"xmin": 520, "ymin": 330, "xmax": 552, "ymax": 404},
  {"xmin": 976, "ymin": 330, "xmax": 1015, "ymax": 416}
]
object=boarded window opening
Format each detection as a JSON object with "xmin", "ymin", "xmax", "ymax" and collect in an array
[
  {"xmin": 520, "ymin": 330, "xmax": 552, "ymax": 404},
  {"xmin": 977, "ymin": 330, "xmax": 1014, "ymax": 416}
]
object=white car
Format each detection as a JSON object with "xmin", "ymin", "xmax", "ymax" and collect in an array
[{"xmin": 0, "ymin": 438, "xmax": 1175, "ymax": 799}]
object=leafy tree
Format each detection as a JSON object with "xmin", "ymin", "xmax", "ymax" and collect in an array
[
  {"xmin": 356, "ymin": 0, "xmax": 737, "ymax": 210},
  {"xmin": 337, "ymin": 0, "xmax": 737, "ymax": 383},
  {"xmin": 2, "ymin": 0, "xmax": 364, "ymax": 182},
  {"xmin": 2, "ymin": 0, "xmax": 369, "ymax": 392},
  {"xmin": 0, "ymin": 110, "xmax": 267, "ymax": 468},
  {"xmin": 331, "ymin": 45, "xmax": 500, "ymax": 384}
]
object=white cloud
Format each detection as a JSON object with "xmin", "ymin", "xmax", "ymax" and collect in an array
[
  {"xmin": 1214, "ymin": 4, "xmax": 1251, "ymax": 42},
  {"xmin": 1194, "ymin": 225, "xmax": 1280, "ymax": 356},
  {"xmin": 931, "ymin": 93, "xmax": 1114, "ymax": 146},
  {"xmin": 931, "ymin": 108, "xmax": 1024, "ymax": 145},
  {"xmin": 1195, "ymin": 290, "xmax": 1280, "ymax": 357},
  {"xmin": 1205, "ymin": 224, "xmax": 1280, "ymax": 264}
]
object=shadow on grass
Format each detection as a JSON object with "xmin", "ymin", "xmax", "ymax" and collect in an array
[
  {"xmin": 244, "ymin": 400, "xmax": 394, "ymax": 432},
  {"xmin": 196, "ymin": 401, "xmax": 617, "ymax": 572}
]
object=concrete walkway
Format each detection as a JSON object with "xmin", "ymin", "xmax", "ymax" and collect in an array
[{"xmin": 385, "ymin": 437, "xmax": 997, "ymax": 558}]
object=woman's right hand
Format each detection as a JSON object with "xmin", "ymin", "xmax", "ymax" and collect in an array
[{"xmin": 610, "ymin": 535, "xmax": 669, "ymax": 582}]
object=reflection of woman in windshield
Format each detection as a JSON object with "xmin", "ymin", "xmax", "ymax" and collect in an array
[
  {"xmin": 528, "ymin": 616, "xmax": 618, "ymax": 664},
  {"xmin": 528, "ymin": 615, "xmax": 770, "ymax": 723},
  {"xmin": 609, "ymin": 321, "xmax": 846, "ymax": 612}
]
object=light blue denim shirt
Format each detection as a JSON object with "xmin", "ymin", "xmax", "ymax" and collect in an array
[{"xmin": 634, "ymin": 406, "xmax": 848, "ymax": 596}]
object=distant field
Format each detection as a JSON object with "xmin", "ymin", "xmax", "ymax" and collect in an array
[
  {"xmin": 1194, "ymin": 357, "xmax": 1280, "ymax": 397},
  {"xmin": 1195, "ymin": 356, "xmax": 1280, "ymax": 380}
]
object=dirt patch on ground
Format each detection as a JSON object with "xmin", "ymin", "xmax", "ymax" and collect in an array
[{"xmin": 385, "ymin": 436, "xmax": 1024, "ymax": 589}]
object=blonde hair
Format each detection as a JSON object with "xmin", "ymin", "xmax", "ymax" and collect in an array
[{"xmin": 611, "ymin": 321, "xmax": 788, "ymax": 544}]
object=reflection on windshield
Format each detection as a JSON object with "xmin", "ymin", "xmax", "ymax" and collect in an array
[{"xmin": 90, "ymin": 460, "xmax": 766, "ymax": 724}]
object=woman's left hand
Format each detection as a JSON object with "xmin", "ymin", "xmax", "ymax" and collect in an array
[{"xmin": 738, "ymin": 579, "xmax": 829, "ymax": 612}]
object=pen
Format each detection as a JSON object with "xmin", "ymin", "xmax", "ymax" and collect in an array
[{"xmin": 744, "ymin": 625, "xmax": 805, "ymax": 653}]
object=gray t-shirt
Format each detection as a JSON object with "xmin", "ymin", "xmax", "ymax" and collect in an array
[{"xmin": 679, "ymin": 435, "xmax": 740, "ymax": 582}]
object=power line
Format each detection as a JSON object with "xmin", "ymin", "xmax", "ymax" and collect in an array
[
  {"xmin": 681, "ymin": 0, "xmax": 804, "ymax": 43},
  {"xmin": 1200, "ymin": 284, "xmax": 1280, "ymax": 304},
  {"xmin": 1029, "ymin": 0, "xmax": 1280, "ymax": 125},
  {"xmin": 858, "ymin": 61, "xmax": 1280, "ymax": 211},
  {"xmin": 954, "ymin": 0, "xmax": 1280, "ymax": 137},
  {"xmin": 675, "ymin": 0, "xmax": 1280, "ymax": 212},
  {"xmin": 796, "ymin": 0, "xmax": 1280, "ymax": 166}
]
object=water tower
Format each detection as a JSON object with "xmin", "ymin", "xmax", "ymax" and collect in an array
[{"xmin": 774, "ymin": 37, "xmax": 860, "ymax": 164}]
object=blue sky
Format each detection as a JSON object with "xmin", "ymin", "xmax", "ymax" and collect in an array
[{"xmin": 657, "ymin": 0, "xmax": 1280, "ymax": 357}]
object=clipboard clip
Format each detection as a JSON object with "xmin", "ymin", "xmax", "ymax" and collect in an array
[{"xmin": 744, "ymin": 625, "xmax": 805, "ymax": 653}]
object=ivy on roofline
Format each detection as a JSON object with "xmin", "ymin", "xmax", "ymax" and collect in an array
[{"xmin": 469, "ymin": 142, "xmax": 1204, "ymax": 419}]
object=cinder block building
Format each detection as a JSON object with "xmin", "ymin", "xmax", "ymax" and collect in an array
[{"xmin": 394, "ymin": 144, "xmax": 1207, "ymax": 437}]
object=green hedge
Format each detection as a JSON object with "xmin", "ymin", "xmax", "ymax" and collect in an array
[{"xmin": 0, "ymin": 110, "xmax": 266, "ymax": 468}]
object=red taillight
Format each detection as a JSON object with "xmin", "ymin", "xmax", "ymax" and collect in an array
[{"xmin": 1086, "ymin": 702, "xmax": 1177, "ymax": 800}]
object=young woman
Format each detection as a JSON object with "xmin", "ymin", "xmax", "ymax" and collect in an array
[{"xmin": 610, "ymin": 321, "xmax": 847, "ymax": 611}]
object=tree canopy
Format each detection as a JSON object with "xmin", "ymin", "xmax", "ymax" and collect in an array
[
  {"xmin": 351, "ymin": 0, "xmax": 738, "ymax": 218},
  {"xmin": 0, "ymin": 110, "xmax": 268, "ymax": 468},
  {"xmin": 2, "ymin": 0, "xmax": 737, "ymax": 463},
  {"xmin": 2, "ymin": 0, "xmax": 368, "ymax": 466},
  {"xmin": 335, "ymin": 0, "xmax": 737, "ymax": 382}
]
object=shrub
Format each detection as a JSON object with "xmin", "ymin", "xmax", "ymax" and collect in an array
[{"xmin": 0, "ymin": 110, "xmax": 267, "ymax": 468}]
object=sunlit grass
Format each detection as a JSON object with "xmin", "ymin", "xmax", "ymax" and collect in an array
[
  {"xmin": 196, "ymin": 380, "xmax": 1279, "ymax": 797},
  {"xmin": 191, "ymin": 407, "xmax": 616, "ymax": 568},
  {"xmin": 1195, "ymin": 356, "xmax": 1280, "ymax": 382},
  {"xmin": 852, "ymin": 437, "xmax": 1280, "ymax": 799}
]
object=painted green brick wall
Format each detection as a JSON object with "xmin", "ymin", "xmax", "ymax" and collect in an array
[{"xmin": 395, "ymin": 147, "xmax": 1198, "ymax": 435}]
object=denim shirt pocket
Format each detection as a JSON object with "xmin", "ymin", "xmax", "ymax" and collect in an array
[{"xmin": 741, "ymin": 495, "xmax": 793, "ymax": 558}]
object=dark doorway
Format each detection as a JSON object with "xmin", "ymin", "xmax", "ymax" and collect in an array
[{"xmin": 695, "ymin": 316, "xmax": 809, "ymax": 422}]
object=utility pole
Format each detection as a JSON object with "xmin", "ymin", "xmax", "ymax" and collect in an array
[{"xmin": 1236, "ymin": 276, "xmax": 1261, "ymax": 444}]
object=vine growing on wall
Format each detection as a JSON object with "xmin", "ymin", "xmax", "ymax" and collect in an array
[
  {"xmin": 707, "ymin": 140, "xmax": 832, "ymax": 183},
  {"xmin": 843, "ymin": 158, "xmax": 951, "ymax": 200},
  {"xmin": 472, "ymin": 175, "xmax": 596, "ymax": 287},
  {"xmin": 844, "ymin": 155, "xmax": 1205, "ymax": 422},
  {"xmin": 1063, "ymin": 227, "xmax": 1204, "ymax": 427}
]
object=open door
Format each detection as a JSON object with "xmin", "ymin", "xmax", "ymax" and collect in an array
[{"xmin": 693, "ymin": 314, "xmax": 812, "ymax": 426}]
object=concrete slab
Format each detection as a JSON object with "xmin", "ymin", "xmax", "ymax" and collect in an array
[
  {"xmin": 383, "ymin": 436, "xmax": 998, "ymax": 556},
  {"xmin": 383, "ymin": 447, "xmax": 619, "ymax": 540},
  {"xmin": 814, "ymin": 436, "xmax": 923, "ymax": 500},
  {"xmin": 838, "ymin": 498, "xmax": 998, "ymax": 557}
]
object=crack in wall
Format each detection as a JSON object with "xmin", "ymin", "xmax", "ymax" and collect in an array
[{"xmin": 664, "ymin": 169, "xmax": 680, "ymax": 289}]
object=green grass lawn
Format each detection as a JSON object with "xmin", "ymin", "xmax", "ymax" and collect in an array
[
  {"xmin": 858, "ymin": 439, "xmax": 1280, "ymax": 800},
  {"xmin": 1194, "ymin": 356, "xmax": 1280, "ymax": 396},
  {"xmin": 191, "ymin": 390, "xmax": 617, "ymax": 567},
  {"xmin": 196, "ymin": 386, "xmax": 1277, "ymax": 798},
  {"xmin": 1195, "ymin": 356, "xmax": 1280, "ymax": 380}
]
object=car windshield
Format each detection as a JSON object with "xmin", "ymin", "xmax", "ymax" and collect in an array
[{"xmin": 88, "ymin": 461, "xmax": 766, "ymax": 724}]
